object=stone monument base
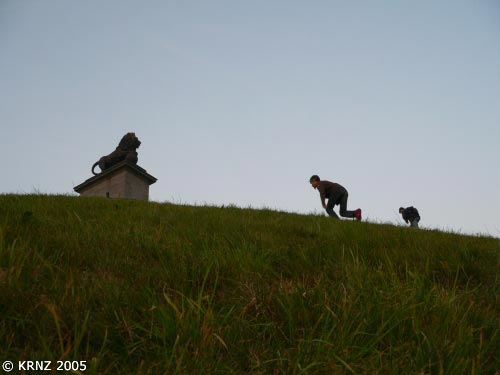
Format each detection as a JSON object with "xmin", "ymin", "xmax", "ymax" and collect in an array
[{"xmin": 74, "ymin": 162, "xmax": 157, "ymax": 201}]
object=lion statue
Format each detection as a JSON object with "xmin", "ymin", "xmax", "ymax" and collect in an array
[{"xmin": 91, "ymin": 132, "xmax": 141, "ymax": 175}]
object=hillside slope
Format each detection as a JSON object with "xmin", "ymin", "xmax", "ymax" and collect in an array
[{"xmin": 1, "ymin": 195, "xmax": 499, "ymax": 374}]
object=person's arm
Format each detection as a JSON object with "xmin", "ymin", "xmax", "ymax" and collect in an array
[
  {"xmin": 402, "ymin": 209, "xmax": 409, "ymax": 223},
  {"xmin": 318, "ymin": 185, "xmax": 327, "ymax": 208}
]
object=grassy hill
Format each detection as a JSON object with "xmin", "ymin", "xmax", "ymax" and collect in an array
[{"xmin": 1, "ymin": 194, "xmax": 499, "ymax": 374}]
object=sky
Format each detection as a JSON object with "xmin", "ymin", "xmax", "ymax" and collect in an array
[{"xmin": 1, "ymin": 1, "xmax": 499, "ymax": 237}]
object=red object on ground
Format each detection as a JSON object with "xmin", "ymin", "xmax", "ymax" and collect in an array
[{"xmin": 354, "ymin": 209, "xmax": 362, "ymax": 221}]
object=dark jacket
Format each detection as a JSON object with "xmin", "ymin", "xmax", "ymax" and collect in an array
[
  {"xmin": 402, "ymin": 206, "xmax": 420, "ymax": 223},
  {"xmin": 316, "ymin": 180, "xmax": 347, "ymax": 205}
]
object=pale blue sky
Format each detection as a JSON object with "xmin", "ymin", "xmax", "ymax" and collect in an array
[{"xmin": 1, "ymin": 1, "xmax": 499, "ymax": 236}]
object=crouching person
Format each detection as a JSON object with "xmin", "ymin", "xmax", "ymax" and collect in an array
[
  {"xmin": 309, "ymin": 175, "xmax": 362, "ymax": 220},
  {"xmin": 399, "ymin": 206, "xmax": 420, "ymax": 228}
]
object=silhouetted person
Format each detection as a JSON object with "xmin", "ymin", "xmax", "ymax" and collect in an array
[
  {"xmin": 399, "ymin": 206, "xmax": 420, "ymax": 228},
  {"xmin": 310, "ymin": 175, "xmax": 362, "ymax": 220}
]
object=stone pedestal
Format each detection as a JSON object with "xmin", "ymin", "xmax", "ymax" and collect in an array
[{"xmin": 74, "ymin": 162, "xmax": 157, "ymax": 201}]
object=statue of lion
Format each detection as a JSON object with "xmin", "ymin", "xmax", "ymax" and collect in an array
[{"xmin": 92, "ymin": 132, "xmax": 141, "ymax": 175}]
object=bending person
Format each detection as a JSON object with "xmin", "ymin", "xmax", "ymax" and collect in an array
[
  {"xmin": 309, "ymin": 175, "xmax": 362, "ymax": 220},
  {"xmin": 399, "ymin": 206, "xmax": 420, "ymax": 228}
]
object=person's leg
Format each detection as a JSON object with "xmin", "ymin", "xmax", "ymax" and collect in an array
[
  {"xmin": 325, "ymin": 198, "xmax": 339, "ymax": 218},
  {"xmin": 338, "ymin": 193, "xmax": 355, "ymax": 218},
  {"xmin": 411, "ymin": 217, "xmax": 420, "ymax": 228}
]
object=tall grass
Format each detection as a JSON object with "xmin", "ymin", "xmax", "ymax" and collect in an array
[{"xmin": 0, "ymin": 194, "xmax": 499, "ymax": 374}]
